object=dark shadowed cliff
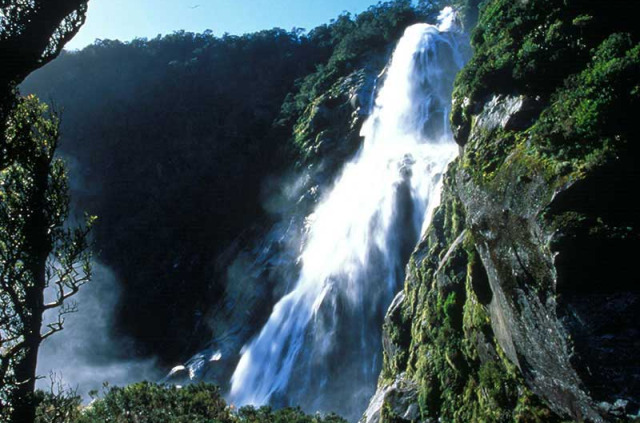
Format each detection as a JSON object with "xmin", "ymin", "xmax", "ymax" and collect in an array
[{"xmin": 21, "ymin": 0, "xmax": 440, "ymax": 368}]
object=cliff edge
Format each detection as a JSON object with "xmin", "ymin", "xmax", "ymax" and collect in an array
[{"xmin": 365, "ymin": 1, "xmax": 639, "ymax": 422}]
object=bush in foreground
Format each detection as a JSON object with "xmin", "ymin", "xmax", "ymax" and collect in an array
[{"xmin": 35, "ymin": 382, "xmax": 347, "ymax": 423}]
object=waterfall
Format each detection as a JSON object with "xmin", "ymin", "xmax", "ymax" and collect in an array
[{"xmin": 229, "ymin": 9, "xmax": 467, "ymax": 420}]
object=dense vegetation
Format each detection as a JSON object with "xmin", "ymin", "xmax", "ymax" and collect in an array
[
  {"xmin": 1, "ymin": 2, "xmax": 92, "ymax": 421},
  {"xmin": 34, "ymin": 382, "xmax": 347, "ymax": 423},
  {"xmin": 0, "ymin": 0, "xmax": 88, "ymax": 145},
  {"xmin": 451, "ymin": 0, "xmax": 638, "ymax": 146},
  {"xmin": 2, "ymin": 1, "xmax": 475, "ymax": 420},
  {"xmin": 22, "ymin": 28, "xmax": 325, "ymax": 362}
]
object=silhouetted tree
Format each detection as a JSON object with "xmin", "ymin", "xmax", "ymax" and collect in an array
[
  {"xmin": 1, "ymin": 4, "xmax": 90, "ymax": 420},
  {"xmin": 0, "ymin": 95, "xmax": 93, "ymax": 423},
  {"xmin": 1, "ymin": 0, "xmax": 89, "ymax": 168}
]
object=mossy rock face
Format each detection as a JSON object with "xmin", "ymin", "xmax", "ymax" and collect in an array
[
  {"xmin": 285, "ymin": 52, "xmax": 391, "ymax": 214},
  {"xmin": 292, "ymin": 49, "xmax": 390, "ymax": 161},
  {"xmin": 366, "ymin": 177, "xmax": 557, "ymax": 423},
  {"xmin": 367, "ymin": 1, "xmax": 640, "ymax": 422},
  {"xmin": 292, "ymin": 67, "xmax": 374, "ymax": 166}
]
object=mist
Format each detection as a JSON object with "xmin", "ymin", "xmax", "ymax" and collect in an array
[{"xmin": 37, "ymin": 261, "xmax": 161, "ymax": 401}]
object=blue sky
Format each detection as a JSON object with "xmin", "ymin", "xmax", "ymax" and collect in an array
[{"xmin": 66, "ymin": 0, "xmax": 383, "ymax": 50}]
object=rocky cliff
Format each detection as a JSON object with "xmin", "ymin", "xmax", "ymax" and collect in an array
[{"xmin": 365, "ymin": 1, "xmax": 639, "ymax": 422}]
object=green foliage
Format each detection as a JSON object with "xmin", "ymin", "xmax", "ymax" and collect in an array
[
  {"xmin": 327, "ymin": 1, "xmax": 417, "ymax": 70},
  {"xmin": 78, "ymin": 383, "xmax": 230, "ymax": 423},
  {"xmin": 458, "ymin": 23, "xmax": 639, "ymax": 192},
  {"xmin": 237, "ymin": 405, "xmax": 346, "ymax": 423},
  {"xmin": 34, "ymin": 382, "xmax": 348, "ymax": 423},
  {"xmin": 533, "ymin": 33, "xmax": 640, "ymax": 163},
  {"xmin": 0, "ymin": 0, "xmax": 89, "ymax": 145},
  {"xmin": 451, "ymin": 0, "xmax": 639, "ymax": 145},
  {"xmin": 34, "ymin": 378, "xmax": 83, "ymax": 423},
  {"xmin": 450, "ymin": 0, "xmax": 640, "ymax": 206},
  {"xmin": 21, "ymin": 2, "xmax": 457, "ymax": 362},
  {"xmin": 391, "ymin": 1, "xmax": 640, "ymax": 422},
  {"xmin": 1, "ymin": 95, "xmax": 93, "ymax": 422}
]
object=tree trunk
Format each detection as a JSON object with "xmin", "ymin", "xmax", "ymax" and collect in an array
[
  {"xmin": 9, "ymin": 161, "xmax": 50, "ymax": 423},
  {"xmin": 10, "ymin": 333, "xmax": 42, "ymax": 423}
]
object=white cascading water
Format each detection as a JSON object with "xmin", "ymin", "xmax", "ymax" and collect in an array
[{"xmin": 230, "ymin": 9, "xmax": 467, "ymax": 420}]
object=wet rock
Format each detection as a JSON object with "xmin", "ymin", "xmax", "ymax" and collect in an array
[
  {"xmin": 451, "ymin": 93, "xmax": 638, "ymax": 421},
  {"xmin": 373, "ymin": 90, "xmax": 638, "ymax": 422},
  {"xmin": 297, "ymin": 65, "xmax": 382, "ymax": 179},
  {"xmin": 473, "ymin": 94, "xmax": 540, "ymax": 135},
  {"xmin": 382, "ymin": 292, "xmax": 406, "ymax": 364},
  {"xmin": 598, "ymin": 399, "xmax": 640, "ymax": 419},
  {"xmin": 362, "ymin": 376, "xmax": 420, "ymax": 423}
]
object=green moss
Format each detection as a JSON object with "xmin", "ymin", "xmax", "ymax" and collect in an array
[
  {"xmin": 380, "ymin": 401, "xmax": 409, "ymax": 423},
  {"xmin": 452, "ymin": 0, "xmax": 638, "ymax": 146},
  {"xmin": 291, "ymin": 70, "xmax": 368, "ymax": 163},
  {"xmin": 532, "ymin": 33, "xmax": 639, "ymax": 167},
  {"xmin": 282, "ymin": 1, "xmax": 444, "ymax": 162},
  {"xmin": 381, "ymin": 3, "xmax": 639, "ymax": 422},
  {"xmin": 460, "ymin": 127, "xmax": 520, "ymax": 184},
  {"xmin": 378, "ymin": 186, "xmax": 558, "ymax": 422}
]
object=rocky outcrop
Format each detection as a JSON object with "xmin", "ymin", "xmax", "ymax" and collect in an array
[
  {"xmin": 363, "ymin": 375, "xmax": 420, "ymax": 423},
  {"xmin": 366, "ymin": 2, "xmax": 640, "ymax": 418},
  {"xmin": 367, "ymin": 91, "xmax": 639, "ymax": 423},
  {"xmin": 292, "ymin": 53, "xmax": 389, "ymax": 184}
]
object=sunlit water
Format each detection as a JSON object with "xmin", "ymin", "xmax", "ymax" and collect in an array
[{"xmin": 229, "ymin": 9, "xmax": 467, "ymax": 420}]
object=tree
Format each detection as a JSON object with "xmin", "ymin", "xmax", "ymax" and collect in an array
[
  {"xmin": 1, "ymin": 3, "xmax": 90, "ymax": 419},
  {"xmin": 1, "ymin": 0, "xmax": 89, "ymax": 169},
  {"xmin": 0, "ymin": 95, "xmax": 94, "ymax": 423}
]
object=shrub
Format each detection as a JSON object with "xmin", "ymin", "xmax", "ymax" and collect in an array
[
  {"xmin": 34, "ymin": 382, "xmax": 349, "ymax": 423},
  {"xmin": 77, "ymin": 382, "xmax": 231, "ymax": 423}
]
